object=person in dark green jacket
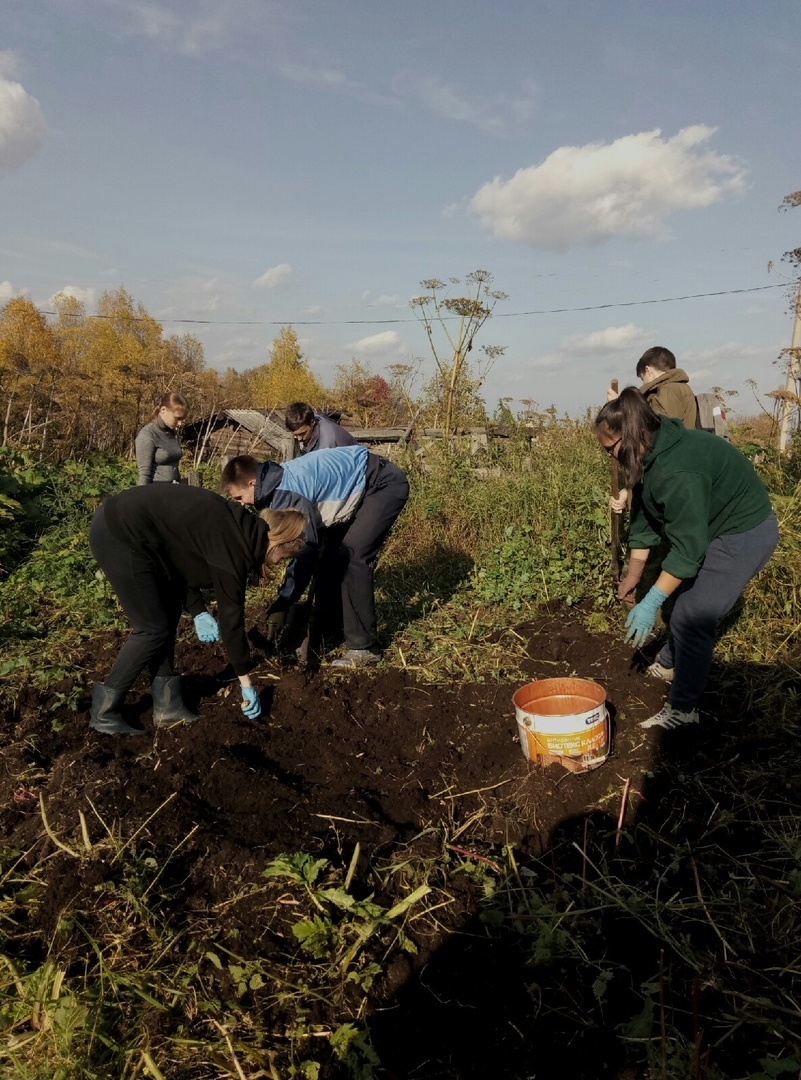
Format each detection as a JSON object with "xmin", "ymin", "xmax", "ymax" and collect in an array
[{"xmin": 596, "ymin": 388, "xmax": 778, "ymax": 730}]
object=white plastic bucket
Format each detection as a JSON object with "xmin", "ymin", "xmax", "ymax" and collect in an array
[{"xmin": 512, "ymin": 677, "xmax": 609, "ymax": 773}]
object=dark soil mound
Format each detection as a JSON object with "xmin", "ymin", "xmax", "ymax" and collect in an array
[{"xmin": 1, "ymin": 605, "xmax": 774, "ymax": 1079}]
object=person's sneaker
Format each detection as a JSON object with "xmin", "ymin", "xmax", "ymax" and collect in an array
[
  {"xmin": 330, "ymin": 649, "xmax": 382, "ymax": 669},
  {"xmin": 647, "ymin": 660, "xmax": 675, "ymax": 683},
  {"xmin": 640, "ymin": 705, "xmax": 700, "ymax": 730}
]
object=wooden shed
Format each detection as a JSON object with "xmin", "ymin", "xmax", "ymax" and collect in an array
[{"xmin": 183, "ymin": 408, "xmax": 298, "ymax": 466}]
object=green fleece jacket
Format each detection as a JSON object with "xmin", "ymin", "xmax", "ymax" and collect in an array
[
  {"xmin": 628, "ymin": 417, "xmax": 773, "ymax": 579},
  {"xmin": 641, "ymin": 368, "xmax": 697, "ymax": 429}
]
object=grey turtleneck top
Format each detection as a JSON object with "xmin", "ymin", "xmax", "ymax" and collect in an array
[{"xmin": 134, "ymin": 417, "xmax": 183, "ymax": 484}]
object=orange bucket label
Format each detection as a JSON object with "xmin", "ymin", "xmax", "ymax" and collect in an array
[{"xmin": 512, "ymin": 678, "xmax": 609, "ymax": 772}]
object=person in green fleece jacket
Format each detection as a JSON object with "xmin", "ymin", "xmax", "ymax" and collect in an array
[{"xmin": 596, "ymin": 388, "xmax": 779, "ymax": 730}]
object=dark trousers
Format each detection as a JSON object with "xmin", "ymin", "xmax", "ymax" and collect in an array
[
  {"xmin": 338, "ymin": 458, "xmax": 409, "ymax": 650},
  {"xmin": 89, "ymin": 506, "xmax": 183, "ymax": 692},
  {"xmin": 660, "ymin": 513, "xmax": 779, "ymax": 710}
]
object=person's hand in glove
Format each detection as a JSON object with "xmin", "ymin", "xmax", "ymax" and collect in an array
[
  {"xmin": 265, "ymin": 605, "xmax": 287, "ymax": 644},
  {"xmin": 609, "ymin": 488, "xmax": 629, "ymax": 515},
  {"xmin": 240, "ymin": 684, "xmax": 261, "ymax": 719},
  {"xmin": 194, "ymin": 612, "xmax": 220, "ymax": 642},
  {"xmin": 624, "ymin": 585, "xmax": 668, "ymax": 648},
  {"xmin": 617, "ymin": 556, "xmax": 648, "ymax": 604}
]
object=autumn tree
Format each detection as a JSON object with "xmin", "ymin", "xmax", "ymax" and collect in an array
[
  {"xmin": 410, "ymin": 270, "xmax": 507, "ymax": 433},
  {"xmin": 0, "ymin": 297, "xmax": 61, "ymax": 449},
  {"xmin": 0, "ymin": 288, "xmax": 210, "ymax": 458},
  {"xmin": 249, "ymin": 325, "xmax": 326, "ymax": 407},
  {"xmin": 330, "ymin": 359, "xmax": 403, "ymax": 426}
]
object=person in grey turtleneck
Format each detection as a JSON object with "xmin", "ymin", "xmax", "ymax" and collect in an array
[{"xmin": 135, "ymin": 391, "xmax": 189, "ymax": 484}]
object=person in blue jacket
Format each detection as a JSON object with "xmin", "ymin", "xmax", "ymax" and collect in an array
[
  {"xmin": 220, "ymin": 445, "xmax": 409, "ymax": 668},
  {"xmin": 284, "ymin": 401, "xmax": 357, "ymax": 454}
]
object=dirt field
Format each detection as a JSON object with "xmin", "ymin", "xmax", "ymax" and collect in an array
[{"xmin": 0, "ymin": 606, "xmax": 766, "ymax": 1078}]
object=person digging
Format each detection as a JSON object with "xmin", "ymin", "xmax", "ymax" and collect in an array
[
  {"xmin": 220, "ymin": 444, "xmax": 409, "ymax": 668},
  {"xmin": 596, "ymin": 388, "xmax": 778, "ymax": 730},
  {"xmin": 88, "ymin": 483, "xmax": 305, "ymax": 735}
]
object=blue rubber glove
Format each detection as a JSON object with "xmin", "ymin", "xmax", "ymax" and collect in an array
[
  {"xmin": 240, "ymin": 685, "xmax": 261, "ymax": 719},
  {"xmin": 624, "ymin": 585, "xmax": 668, "ymax": 648},
  {"xmin": 194, "ymin": 612, "xmax": 220, "ymax": 643}
]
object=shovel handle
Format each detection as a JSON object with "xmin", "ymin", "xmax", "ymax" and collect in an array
[{"xmin": 609, "ymin": 380, "xmax": 621, "ymax": 582}]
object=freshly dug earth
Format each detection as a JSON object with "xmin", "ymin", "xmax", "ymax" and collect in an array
[{"xmin": 0, "ymin": 606, "xmax": 756, "ymax": 1078}]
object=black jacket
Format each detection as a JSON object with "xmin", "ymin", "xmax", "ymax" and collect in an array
[{"xmin": 102, "ymin": 484, "xmax": 266, "ymax": 674}]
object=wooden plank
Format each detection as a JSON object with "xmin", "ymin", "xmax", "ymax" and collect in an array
[
  {"xmin": 609, "ymin": 379, "xmax": 621, "ymax": 583},
  {"xmin": 346, "ymin": 425, "xmax": 519, "ymax": 441}
]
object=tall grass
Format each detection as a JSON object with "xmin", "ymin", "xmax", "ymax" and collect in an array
[{"xmin": 378, "ymin": 420, "xmax": 614, "ymax": 680}]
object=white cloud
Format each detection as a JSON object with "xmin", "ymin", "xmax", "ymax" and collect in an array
[
  {"xmin": 0, "ymin": 280, "xmax": 16, "ymax": 301},
  {"xmin": 559, "ymin": 324, "xmax": 648, "ymax": 353},
  {"xmin": 275, "ymin": 61, "xmax": 351, "ymax": 88},
  {"xmin": 0, "ymin": 76, "xmax": 47, "ymax": 170},
  {"xmin": 51, "ymin": 285, "xmax": 95, "ymax": 306},
  {"xmin": 680, "ymin": 342, "xmax": 765, "ymax": 372},
  {"xmin": 470, "ymin": 126, "xmax": 747, "ymax": 250},
  {"xmin": 112, "ymin": 0, "xmax": 258, "ymax": 57},
  {"xmin": 523, "ymin": 323, "xmax": 649, "ymax": 375},
  {"xmin": 161, "ymin": 274, "xmax": 247, "ymax": 317},
  {"xmin": 253, "ymin": 263, "xmax": 293, "ymax": 289},
  {"xmin": 273, "ymin": 57, "xmax": 397, "ymax": 108},
  {"xmin": 393, "ymin": 72, "xmax": 538, "ymax": 136},
  {"xmin": 360, "ymin": 290, "xmax": 407, "ymax": 309},
  {"xmin": 305, "ymin": 305, "xmax": 326, "ymax": 316},
  {"xmin": 0, "ymin": 51, "xmax": 20, "ymax": 79},
  {"xmin": 348, "ymin": 330, "xmax": 403, "ymax": 355}
]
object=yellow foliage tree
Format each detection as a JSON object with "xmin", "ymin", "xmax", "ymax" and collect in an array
[
  {"xmin": 0, "ymin": 297, "xmax": 61, "ymax": 448},
  {"xmin": 0, "ymin": 288, "xmax": 213, "ymax": 457},
  {"xmin": 249, "ymin": 326, "xmax": 327, "ymax": 408}
]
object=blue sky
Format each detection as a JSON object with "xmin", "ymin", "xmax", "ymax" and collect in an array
[{"xmin": 1, "ymin": 0, "xmax": 799, "ymax": 415}]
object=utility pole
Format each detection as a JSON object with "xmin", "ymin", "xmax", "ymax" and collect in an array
[{"xmin": 778, "ymin": 278, "xmax": 801, "ymax": 453}]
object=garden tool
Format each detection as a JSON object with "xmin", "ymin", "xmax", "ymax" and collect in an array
[{"xmin": 609, "ymin": 378, "xmax": 622, "ymax": 584}]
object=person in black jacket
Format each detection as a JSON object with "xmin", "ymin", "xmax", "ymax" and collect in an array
[{"xmin": 88, "ymin": 484, "xmax": 305, "ymax": 736}]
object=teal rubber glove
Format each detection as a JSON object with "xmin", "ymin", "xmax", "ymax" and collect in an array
[
  {"xmin": 624, "ymin": 585, "xmax": 668, "ymax": 648},
  {"xmin": 241, "ymin": 685, "xmax": 261, "ymax": 719},
  {"xmin": 194, "ymin": 612, "xmax": 219, "ymax": 643}
]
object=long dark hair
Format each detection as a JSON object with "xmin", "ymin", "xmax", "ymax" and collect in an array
[{"xmin": 595, "ymin": 388, "xmax": 660, "ymax": 486}]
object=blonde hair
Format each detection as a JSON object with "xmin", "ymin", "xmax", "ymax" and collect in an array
[{"xmin": 259, "ymin": 508, "xmax": 307, "ymax": 566}]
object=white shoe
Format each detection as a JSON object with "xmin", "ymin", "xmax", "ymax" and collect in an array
[
  {"xmin": 330, "ymin": 649, "xmax": 382, "ymax": 669},
  {"xmin": 647, "ymin": 661, "xmax": 675, "ymax": 683},
  {"xmin": 641, "ymin": 705, "xmax": 700, "ymax": 730}
]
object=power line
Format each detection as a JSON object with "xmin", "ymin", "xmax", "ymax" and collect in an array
[{"xmin": 36, "ymin": 281, "xmax": 789, "ymax": 327}]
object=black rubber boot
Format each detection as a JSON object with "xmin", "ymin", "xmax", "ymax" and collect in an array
[
  {"xmin": 89, "ymin": 683, "xmax": 146, "ymax": 736},
  {"xmin": 151, "ymin": 676, "xmax": 202, "ymax": 727}
]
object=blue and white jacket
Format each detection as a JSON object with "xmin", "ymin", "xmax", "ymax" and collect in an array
[{"xmin": 253, "ymin": 445, "xmax": 370, "ymax": 603}]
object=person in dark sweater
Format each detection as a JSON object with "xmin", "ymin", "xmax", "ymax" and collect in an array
[
  {"xmin": 596, "ymin": 388, "xmax": 778, "ymax": 730},
  {"xmin": 88, "ymin": 484, "xmax": 305, "ymax": 735},
  {"xmin": 134, "ymin": 391, "xmax": 190, "ymax": 485},
  {"xmin": 284, "ymin": 401, "xmax": 357, "ymax": 454}
]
